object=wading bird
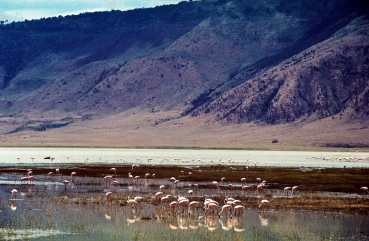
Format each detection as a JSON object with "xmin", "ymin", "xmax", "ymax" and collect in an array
[
  {"xmin": 259, "ymin": 199, "xmax": 269, "ymax": 209},
  {"xmin": 11, "ymin": 189, "xmax": 17, "ymax": 199},
  {"xmin": 62, "ymin": 180, "xmax": 70, "ymax": 190}
]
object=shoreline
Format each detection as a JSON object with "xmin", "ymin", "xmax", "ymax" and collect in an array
[{"xmin": 1, "ymin": 145, "xmax": 369, "ymax": 152}]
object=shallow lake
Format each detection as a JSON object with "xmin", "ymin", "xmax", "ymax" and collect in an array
[
  {"xmin": 1, "ymin": 147, "xmax": 369, "ymax": 168},
  {"xmin": 1, "ymin": 173, "xmax": 369, "ymax": 241},
  {"xmin": 1, "ymin": 148, "xmax": 369, "ymax": 240}
]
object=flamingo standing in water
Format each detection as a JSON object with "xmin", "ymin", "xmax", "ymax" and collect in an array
[
  {"xmin": 284, "ymin": 187, "xmax": 291, "ymax": 197},
  {"xmin": 11, "ymin": 189, "xmax": 17, "ymax": 199},
  {"xmin": 259, "ymin": 199, "xmax": 270, "ymax": 209},
  {"xmin": 219, "ymin": 204, "xmax": 232, "ymax": 218},
  {"xmin": 292, "ymin": 186, "xmax": 298, "ymax": 195},
  {"xmin": 106, "ymin": 192, "xmax": 113, "ymax": 202},
  {"xmin": 71, "ymin": 172, "xmax": 77, "ymax": 183},
  {"xmin": 232, "ymin": 205, "xmax": 245, "ymax": 218},
  {"xmin": 62, "ymin": 180, "xmax": 70, "ymax": 190},
  {"xmin": 20, "ymin": 176, "xmax": 29, "ymax": 185},
  {"xmin": 241, "ymin": 178, "xmax": 247, "ymax": 186},
  {"xmin": 127, "ymin": 197, "xmax": 139, "ymax": 213}
]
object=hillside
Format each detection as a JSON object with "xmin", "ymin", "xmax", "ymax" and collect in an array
[{"xmin": 0, "ymin": 0, "xmax": 368, "ymax": 149}]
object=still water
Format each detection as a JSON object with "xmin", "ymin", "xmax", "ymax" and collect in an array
[
  {"xmin": 1, "ymin": 173, "xmax": 368, "ymax": 241},
  {"xmin": 1, "ymin": 147, "xmax": 369, "ymax": 240},
  {"xmin": 1, "ymin": 147, "xmax": 369, "ymax": 168}
]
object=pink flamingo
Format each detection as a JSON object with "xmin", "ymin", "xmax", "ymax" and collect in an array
[
  {"xmin": 259, "ymin": 199, "xmax": 270, "ymax": 209},
  {"xmin": 28, "ymin": 176, "xmax": 34, "ymax": 184},
  {"xmin": 62, "ymin": 180, "xmax": 70, "ymax": 189},
  {"xmin": 361, "ymin": 186, "xmax": 368, "ymax": 194},
  {"xmin": 71, "ymin": 172, "xmax": 77, "ymax": 183},
  {"xmin": 219, "ymin": 204, "xmax": 232, "ymax": 218},
  {"xmin": 20, "ymin": 176, "xmax": 29, "ymax": 185},
  {"xmin": 177, "ymin": 198, "xmax": 189, "ymax": 214},
  {"xmin": 188, "ymin": 201, "xmax": 202, "ymax": 215},
  {"xmin": 212, "ymin": 181, "xmax": 220, "ymax": 190},
  {"xmin": 11, "ymin": 189, "xmax": 17, "ymax": 199},
  {"xmin": 106, "ymin": 191, "xmax": 113, "ymax": 202},
  {"xmin": 169, "ymin": 201, "xmax": 178, "ymax": 215},
  {"xmin": 242, "ymin": 185, "xmax": 250, "ymax": 194},
  {"xmin": 292, "ymin": 186, "xmax": 298, "ymax": 195},
  {"xmin": 127, "ymin": 197, "xmax": 139, "ymax": 213},
  {"xmin": 232, "ymin": 205, "xmax": 245, "ymax": 218},
  {"xmin": 241, "ymin": 178, "xmax": 247, "ymax": 186},
  {"xmin": 155, "ymin": 192, "xmax": 163, "ymax": 204},
  {"xmin": 284, "ymin": 187, "xmax": 291, "ymax": 197},
  {"xmin": 193, "ymin": 184, "xmax": 199, "ymax": 193}
]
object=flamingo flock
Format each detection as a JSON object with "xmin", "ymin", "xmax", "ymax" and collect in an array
[{"xmin": 7, "ymin": 161, "xmax": 368, "ymax": 232}]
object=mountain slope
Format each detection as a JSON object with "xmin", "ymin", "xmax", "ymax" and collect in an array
[{"xmin": 0, "ymin": 0, "xmax": 368, "ymax": 148}]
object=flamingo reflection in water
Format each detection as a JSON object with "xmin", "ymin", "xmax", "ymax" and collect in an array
[
  {"xmin": 259, "ymin": 213, "xmax": 269, "ymax": 226},
  {"xmin": 10, "ymin": 200, "xmax": 17, "ymax": 211}
]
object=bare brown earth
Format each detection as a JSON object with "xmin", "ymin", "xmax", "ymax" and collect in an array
[{"xmin": 1, "ymin": 109, "xmax": 369, "ymax": 151}]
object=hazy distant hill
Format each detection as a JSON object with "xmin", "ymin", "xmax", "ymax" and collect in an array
[{"xmin": 0, "ymin": 0, "xmax": 368, "ymax": 149}]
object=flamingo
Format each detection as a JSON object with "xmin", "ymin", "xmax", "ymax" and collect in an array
[
  {"xmin": 292, "ymin": 186, "xmax": 298, "ymax": 195},
  {"xmin": 177, "ymin": 198, "xmax": 189, "ymax": 214},
  {"xmin": 103, "ymin": 175, "xmax": 113, "ymax": 187},
  {"xmin": 232, "ymin": 205, "xmax": 245, "ymax": 217},
  {"xmin": 204, "ymin": 202, "xmax": 219, "ymax": 216},
  {"xmin": 259, "ymin": 199, "xmax": 270, "ymax": 209},
  {"xmin": 219, "ymin": 204, "xmax": 232, "ymax": 218},
  {"xmin": 188, "ymin": 201, "xmax": 202, "ymax": 215},
  {"xmin": 241, "ymin": 177, "xmax": 247, "ymax": 186},
  {"xmin": 361, "ymin": 186, "xmax": 368, "ymax": 194},
  {"xmin": 106, "ymin": 191, "xmax": 113, "ymax": 202},
  {"xmin": 193, "ymin": 184, "xmax": 199, "ymax": 193},
  {"xmin": 242, "ymin": 185, "xmax": 250, "ymax": 193},
  {"xmin": 188, "ymin": 189, "xmax": 193, "ymax": 198},
  {"xmin": 160, "ymin": 195, "xmax": 172, "ymax": 209},
  {"xmin": 284, "ymin": 187, "xmax": 292, "ymax": 197},
  {"xmin": 169, "ymin": 201, "xmax": 178, "ymax": 215},
  {"xmin": 71, "ymin": 172, "xmax": 77, "ymax": 183},
  {"xmin": 212, "ymin": 181, "xmax": 220, "ymax": 190},
  {"xmin": 220, "ymin": 177, "xmax": 225, "ymax": 186},
  {"xmin": 62, "ymin": 180, "xmax": 70, "ymax": 189},
  {"xmin": 134, "ymin": 196, "xmax": 143, "ymax": 210},
  {"xmin": 20, "ymin": 176, "xmax": 29, "ymax": 185},
  {"xmin": 111, "ymin": 181, "xmax": 120, "ymax": 190},
  {"xmin": 28, "ymin": 176, "xmax": 34, "ymax": 184},
  {"xmin": 173, "ymin": 180, "xmax": 180, "ymax": 189},
  {"xmin": 127, "ymin": 197, "xmax": 139, "ymax": 213},
  {"xmin": 11, "ymin": 189, "xmax": 17, "ymax": 199},
  {"xmin": 155, "ymin": 192, "xmax": 163, "ymax": 204}
]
